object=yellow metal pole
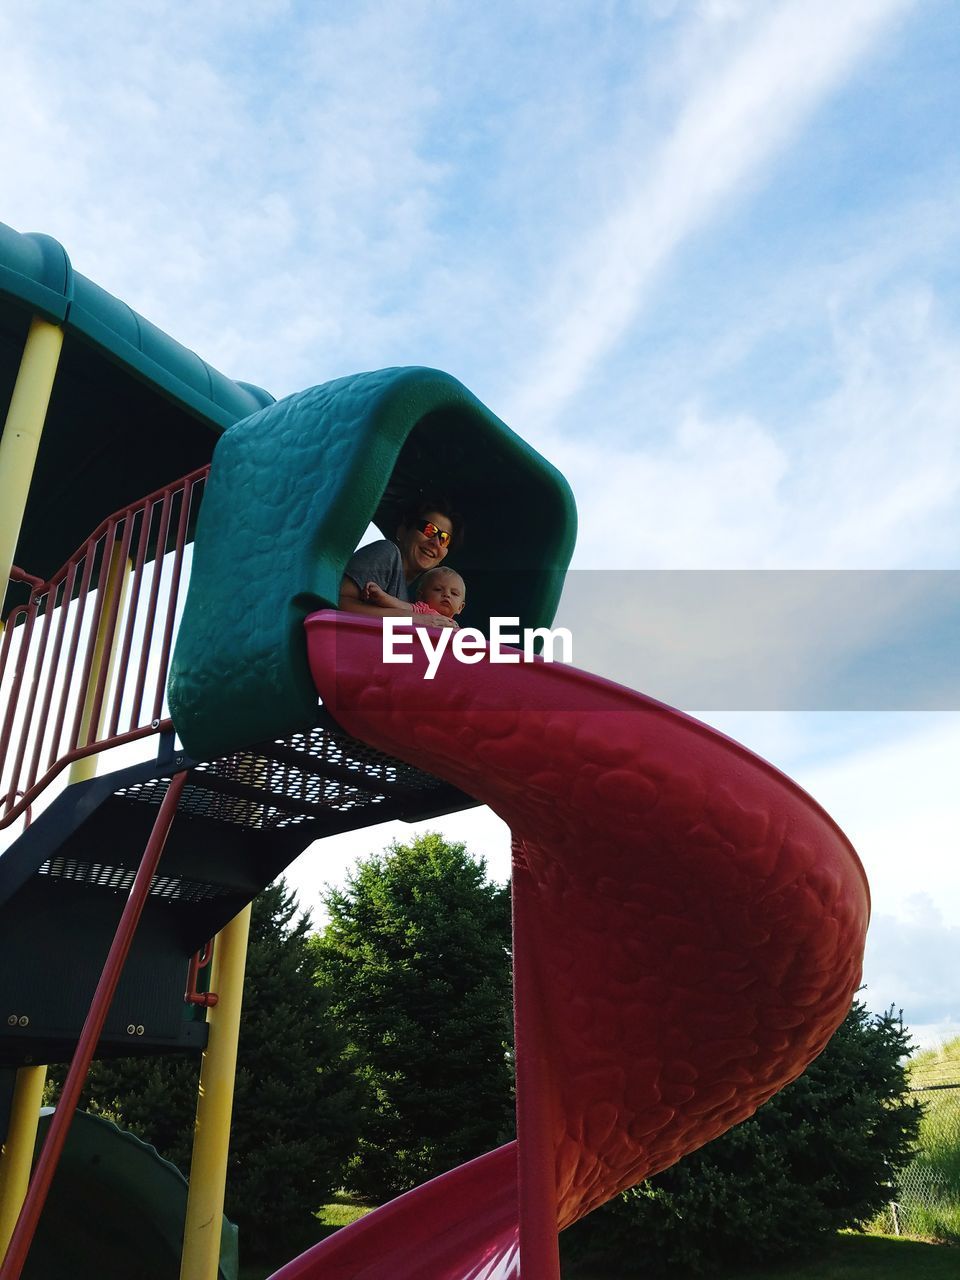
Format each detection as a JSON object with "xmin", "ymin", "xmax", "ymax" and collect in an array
[
  {"xmin": 0, "ymin": 319, "xmax": 63, "ymax": 1259},
  {"xmin": 68, "ymin": 543, "xmax": 131, "ymax": 786},
  {"xmin": 0, "ymin": 1066, "xmax": 47, "ymax": 1263},
  {"xmin": 180, "ymin": 903, "xmax": 252, "ymax": 1280},
  {"xmin": 0, "ymin": 317, "xmax": 64, "ymax": 594}
]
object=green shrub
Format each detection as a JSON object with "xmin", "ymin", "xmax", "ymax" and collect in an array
[
  {"xmin": 311, "ymin": 832, "xmax": 514, "ymax": 1202},
  {"xmin": 562, "ymin": 1002, "xmax": 921, "ymax": 1276},
  {"xmin": 48, "ymin": 880, "xmax": 360, "ymax": 1258}
]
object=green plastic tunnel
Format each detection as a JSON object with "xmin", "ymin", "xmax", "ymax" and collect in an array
[{"xmin": 24, "ymin": 1109, "xmax": 237, "ymax": 1280}]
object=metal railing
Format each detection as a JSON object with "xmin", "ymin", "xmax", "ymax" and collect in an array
[{"xmin": 0, "ymin": 467, "xmax": 208, "ymax": 830}]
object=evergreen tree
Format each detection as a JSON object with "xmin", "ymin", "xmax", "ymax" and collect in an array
[
  {"xmin": 563, "ymin": 1000, "xmax": 922, "ymax": 1275},
  {"xmin": 48, "ymin": 879, "xmax": 359, "ymax": 1257},
  {"xmin": 311, "ymin": 831, "xmax": 514, "ymax": 1201}
]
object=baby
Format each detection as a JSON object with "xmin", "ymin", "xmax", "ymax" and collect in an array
[{"xmin": 364, "ymin": 565, "xmax": 466, "ymax": 622}]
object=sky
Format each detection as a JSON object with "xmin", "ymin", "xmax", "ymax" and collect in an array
[{"xmin": 2, "ymin": 0, "xmax": 958, "ymax": 1049}]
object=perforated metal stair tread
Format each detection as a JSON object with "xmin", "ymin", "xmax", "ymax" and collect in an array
[
  {"xmin": 37, "ymin": 857, "xmax": 231, "ymax": 903},
  {"xmin": 113, "ymin": 723, "xmax": 465, "ymax": 832},
  {"xmin": 0, "ymin": 719, "xmax": 475, "ymax": 1066}
]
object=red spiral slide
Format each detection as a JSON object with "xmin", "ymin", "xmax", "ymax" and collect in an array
[{"xmin": 271, "ymin": 611, "xmax": 870, "ymax": 1280}]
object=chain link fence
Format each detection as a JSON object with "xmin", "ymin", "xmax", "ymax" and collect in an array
[{"xmin": 876, "ymin": 1079, "xmax": 960, "ymax": 1241}]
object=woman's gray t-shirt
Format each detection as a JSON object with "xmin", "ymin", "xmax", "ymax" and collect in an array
[{"xmin": 343, "ymin": 540, "xmax": 410, "ymax": 601}]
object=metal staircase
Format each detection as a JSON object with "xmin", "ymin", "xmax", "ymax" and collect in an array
[{"xmin": 0, "ymin": 473, "xmax": 474, "ymax": 1070}]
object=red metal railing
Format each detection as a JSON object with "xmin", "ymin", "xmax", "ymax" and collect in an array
[
  {"xmin": 0, "ymin": 770, "xmax": 190, "ymax": 1280},
  {"xmin": 184, "ymin": 939, "xmax": 219, "ymax": 1008},
  {"xmin": 0, "ymin": 467, "xmax": 208, "ymax": 830}
]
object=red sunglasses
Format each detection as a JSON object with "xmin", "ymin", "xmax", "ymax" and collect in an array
[{"xmin": 417, "ymin": 521, "xmax": 452, "ymax": 547}]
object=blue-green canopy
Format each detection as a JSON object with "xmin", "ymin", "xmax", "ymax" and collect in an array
[{"xmin": 0, "ymin": 220, "xmax": 273, "ymax": 591}]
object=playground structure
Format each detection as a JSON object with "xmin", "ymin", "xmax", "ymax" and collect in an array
[{"xmin": 0, "ymin": 220, "xmax": 870, "ymax": 1279}]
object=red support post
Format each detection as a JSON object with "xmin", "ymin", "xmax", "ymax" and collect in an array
[{"xmin": 0, "ymin": 770, "xmax": 189, "ymax": 1280}]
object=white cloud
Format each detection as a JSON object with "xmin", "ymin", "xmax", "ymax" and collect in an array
[
  {"xmin": 0, "ymin": 1, "xmax": 460, "ymax": 391},
  {"xmin": 2, "ymin": 0, "xmax": 954, "ymax": 1069},
  {"xmin": 543, "ymin": 265, "xmax": 960, "ymax": 572},
  {"xmin": 502, "ymin": 0, "xmax": 912, "ymax": 432},
  {"xmin": 863, "ymin": 902, "xmax": 960, "ymax": 1044},
  {"xmin": 554, "ymin": 404, "xmax": 789, "ymax": 568},
  {"xmin": 284, "ymin": 711, "xmax": 960, "ymax": 1049},
  {"xmin": 284, "ymin": 804, "xmax": 513, "ymax": 928},
  {"xmin": 797, "ymin": 716, "xmax": 960, "ymax": 931},
  {"xmin": 556, "ymin": 569, "xmax": 958, "ymax": 719}
]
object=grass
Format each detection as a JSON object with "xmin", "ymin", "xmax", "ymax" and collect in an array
[
  {"xmin": 565, "ymin": 1233, "xmax": 957, "ymax": 1279},
  {"xmin": 238, "ymin": 1228, "xmax": 954, "ymax": 1280},
  {"xmin": 910, "ymin": 1037, "xmax": 960, "ymax": 1177},
  {"xmin": 236, "ymin": 1195, "xmax": 373, "ymax": 1280},
  {"xmin": 315, "ymin": 1190, "xmax": 375, "ymax": 1230},
  {"xmin": 236, "ymin": 1036, "xmax": 960, "ymax": 1278},
  {"xmin": 238, "ymin": 1053, "xmax": 960, "ymax": 1280},
  {"xmin": 867, "ymin": 1036, "xmax": 960, "ymax": 1244},
  {"xmin": 730, "ymin": 1234, "xmax": 958, "ymax": 1280}
]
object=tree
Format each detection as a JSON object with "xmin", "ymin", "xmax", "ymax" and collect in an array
[
  {"xmin": 562, "ymin": 1000, "xmax": 922, "ymax": 1275},
  {"xmin": 48, "ymin": 879, "xmax": 359, "ymax": 1257},
  {"xmin": 311, "ymin": 831, "xmax": 514, "ymax": 1200}
]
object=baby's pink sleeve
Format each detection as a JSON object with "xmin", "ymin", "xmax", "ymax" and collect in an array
[{"xmin": 411, "ymin": 601, "xmax": 432, "ymax": 613}]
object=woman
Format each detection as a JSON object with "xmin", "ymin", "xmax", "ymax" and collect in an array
[{"xmin": 339, "ymin": 498, "xmax": 463, "ymax": 629}]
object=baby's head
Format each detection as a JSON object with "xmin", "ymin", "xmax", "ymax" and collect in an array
[{"xmin": 416, "ymin": 566, "xmax": 466, "ymax": 618}]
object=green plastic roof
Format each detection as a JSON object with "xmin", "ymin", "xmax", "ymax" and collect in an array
[
  {"xmin": 0, "ymin": 222, "xmax": 579, "ymax": 760},
  {"xmin": 0, "ymin": 220, "xmax": 273, "ymax": 590},
  {"xmin": 169, "ymin": 366, "xmax": 578, "ymax": 759}
]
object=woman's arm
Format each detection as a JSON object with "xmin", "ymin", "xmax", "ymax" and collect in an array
[
  {"xmin": 338, "ymin": 576, "xmax": 457, "ymax": 627},
  {"xmin": 338, "ymin": 575, "xmax": 413, "ymax": 617}
]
